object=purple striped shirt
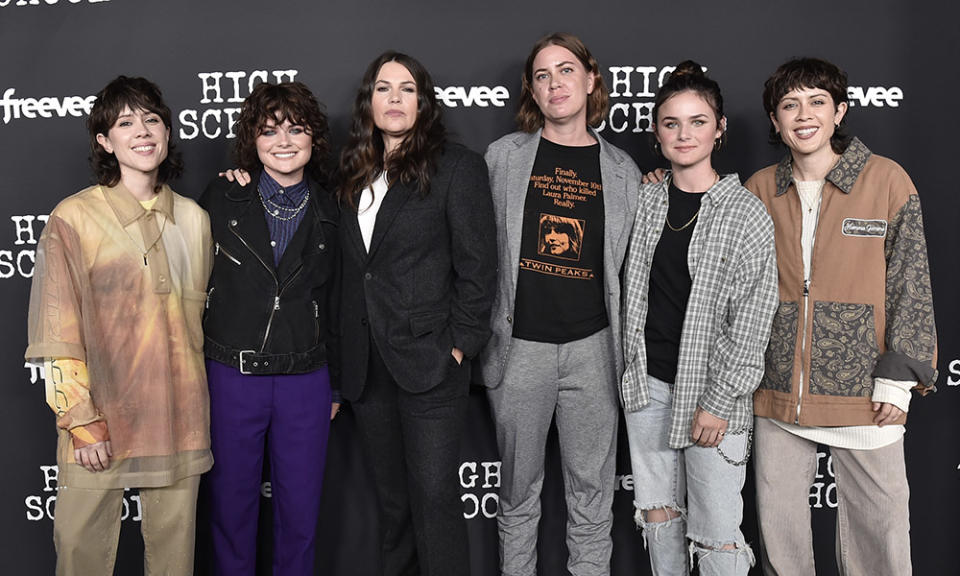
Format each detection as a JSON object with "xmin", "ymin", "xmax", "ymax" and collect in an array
[{"xmin": 258, "ymin": 171, "xmax": 310, "ymax": 265}]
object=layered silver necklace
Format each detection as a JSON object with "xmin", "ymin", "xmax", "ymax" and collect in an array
[{"xmin": 258, "ymin": 185, "xmax": 310, "ymax": 221}]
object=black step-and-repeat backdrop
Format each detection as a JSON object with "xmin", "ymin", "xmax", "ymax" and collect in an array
[{"xmin": 2, "ymin": 1, "xmax": 957, "ymax": 574}]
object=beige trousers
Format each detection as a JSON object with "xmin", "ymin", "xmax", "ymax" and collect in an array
[
  {"xmin": 753, "ymin": 417, "xmax": 911, "ymax": 576},
  {"xmin": 53, "ymin": 475, "xmax": 201, "ymax": 576}
]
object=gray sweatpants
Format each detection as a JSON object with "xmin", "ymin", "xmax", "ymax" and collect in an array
[{"xmin": 487, "ymin": 327, "xmax": 619, "ymax": 576}]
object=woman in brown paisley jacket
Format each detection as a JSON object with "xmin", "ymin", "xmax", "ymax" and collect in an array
[{"xmin": 744, "ymin": 57, "xmax": 937, "ymax": 576}]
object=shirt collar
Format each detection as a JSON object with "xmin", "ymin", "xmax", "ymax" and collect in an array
[
  {"xmin": 102, "ymin": 182, "xmax": 176, "ymax": 226},
  {"xmin": 662, "ymin": 171, "xmax": 742, "ymax": 207},
  {"xmin": 775, "ymin": 137, "xmax": 872, "ymax": 196},
  {"xmin": 258, "ymin": 170, "xmax": 309, "ymax": 206}
]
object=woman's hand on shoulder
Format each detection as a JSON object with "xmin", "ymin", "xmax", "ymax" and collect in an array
[
  {"xmin": 219, "ymin": 168, "xmax": 251, "ymax": 186},
  {"xmin": 642, "ymin": 168, "xmax": 666, "ymax": 184}
]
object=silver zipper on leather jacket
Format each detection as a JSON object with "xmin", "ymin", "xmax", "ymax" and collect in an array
[
  {"xmin": 215, "ymin": 242, "xmax": 241, "ymax": 266},
  {"xmin": 229, "ymin": 224, "xmax": 282, "ymax": 353},
  {"xmin": 228, "ymin": 214, "xmax": 330, "ymax": 353}
]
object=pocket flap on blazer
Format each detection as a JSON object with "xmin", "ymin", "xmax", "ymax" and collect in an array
[{"xmin": 409, "ymin": 312, "xmax": 448, "ymax": 337}]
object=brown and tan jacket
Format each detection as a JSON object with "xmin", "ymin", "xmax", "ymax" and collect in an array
[{"xmin": 745, "ymin": 138, "xmax": 937, "ymax": 427}]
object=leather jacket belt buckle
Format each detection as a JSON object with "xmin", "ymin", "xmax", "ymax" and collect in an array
[{"xmin": 238, "ymin": 350, "xmax": 257, "ymax": 375}]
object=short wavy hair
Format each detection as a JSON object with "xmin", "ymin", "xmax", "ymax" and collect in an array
[
  {"xmin": 86, "ymin": 76, "xmax": 183, "ymax": 188},
  {"xmin": 762, "ymin": 57, "xmax": 851, "ymax": 154},
  {"xmin": 233, "ymin": 81, "xmax": 331, "ymax": 184},
  {"xmin": 516, "ymin": 33, "xmax": 608, "ymax": 133}
]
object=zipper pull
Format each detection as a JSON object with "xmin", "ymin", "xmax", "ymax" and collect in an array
[
  {"xmin": 206, "ymin": 287, "xmax": 214, "ymax": 309},
  {"xmin": 803, "ymin": 279, "xmax": 810, "ymax": 296},
  {"xmin": 274, "ymin": 296, "xmax": 280, "ymax": 311},
  {"xmin": 313, "ymin": 300, "xmax": 319, "ymax": 318},
  {"xmin": 215, "ymin": 242, "xmax": 221, "ymax": 255}
]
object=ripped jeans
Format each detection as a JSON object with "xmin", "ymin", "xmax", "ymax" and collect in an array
[{"xmin": 624, "ymin": 375, "xmax": 754, "ymax": 576}]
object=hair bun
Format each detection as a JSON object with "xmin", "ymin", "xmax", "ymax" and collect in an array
[{"xmin": 670, "ymin": 60, "xmax": 704, "ymax": 79}]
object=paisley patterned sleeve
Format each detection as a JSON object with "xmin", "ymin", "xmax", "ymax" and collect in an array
[{"xmin": 872, "ymin": 176, "xmax": 938, "ymax": 391}]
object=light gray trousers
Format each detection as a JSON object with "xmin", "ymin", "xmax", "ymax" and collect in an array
[
  {"xmin": 753, "ymin": 417, "xmax": 912, "ymax": 576},
  {"xmin": 487, "ymin": 327, "xmax": 619, "ymax": 576}
]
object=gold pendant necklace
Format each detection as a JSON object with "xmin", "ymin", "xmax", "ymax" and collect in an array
[{"xmin": 121, "ymin": 212, "xmax": 167, "ymax": 266}]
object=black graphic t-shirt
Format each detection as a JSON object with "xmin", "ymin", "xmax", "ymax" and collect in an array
[
  {"xmin": 513, "ymin": 137, "xmax": 607, "ymax": 343},
  {"xmin": 645, "ymin": 182, "xmax": 704, "ymax": 384}
]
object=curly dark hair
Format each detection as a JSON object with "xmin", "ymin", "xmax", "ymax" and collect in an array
[
  {"xmin": 87, "ymin": 76, "xmax": 183, "ymax": 189},
  {"xmin": 233, "ymin": 81, "xmax": 330, "ymax": 184},
  {"xmin": 516, "ymin": 32, "xmax": 608, "ymax": 133},
  {"xmin": 762, "ymin": 57, "xmax": 852, "ymax": 154},
  {"xmin": 337, "ymin": 51, "xmax": 446, "ymax": 210}
]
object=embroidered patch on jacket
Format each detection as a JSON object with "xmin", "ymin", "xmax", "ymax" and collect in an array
[{"xmin": 841, "ymin": 218, "xmax": 887, "ymax": 237}]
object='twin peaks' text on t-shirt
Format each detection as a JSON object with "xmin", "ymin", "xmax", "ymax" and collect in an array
[{"xmin": 513, "ymin": 138, "xmax": 608, "ymax": 343}]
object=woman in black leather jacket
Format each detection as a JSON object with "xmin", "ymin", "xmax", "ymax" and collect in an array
[{"xmin": 198, "ymin": 81, "xmax": 339, "ymax": 576}]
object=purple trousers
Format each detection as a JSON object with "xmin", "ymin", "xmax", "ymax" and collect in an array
[{"xmin": 205, "ymin": 359, "xmax": 332, "ymax": 576}]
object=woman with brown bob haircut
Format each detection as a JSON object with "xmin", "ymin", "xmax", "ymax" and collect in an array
[
  {"xmin": 337, "ymin": 51, "xmax": 496, "ymax": 576},
  {"xmin": 479, "ymin": 32, "xmax": 641, "ymax": 576},
  {"xmin": 27, "ymin": 75, "xmax": 212, "ymax": 576},
  {"xmin": 199, "ymin": 81, "xmax": 340, "ymax": 576}
]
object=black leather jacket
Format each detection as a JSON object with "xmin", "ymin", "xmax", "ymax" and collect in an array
[{"xmin": 199, "ymin": 172, "xmax": 339, "ymax": 385}]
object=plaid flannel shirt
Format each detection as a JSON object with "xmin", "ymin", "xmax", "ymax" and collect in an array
[{"xmin": 621, "ymin": 173, "xmax": 779, "ymax": 449}]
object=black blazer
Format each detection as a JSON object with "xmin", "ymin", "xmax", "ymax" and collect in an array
[
  {"xmin": 339, "ymin": 143, "xmax": 497, "ymax": 401},
  {"xmin": 199, "ymin": 172, "xmax": 340, "ymax": 383}
]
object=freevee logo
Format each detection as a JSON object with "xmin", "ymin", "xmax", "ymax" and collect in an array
[
  {"xmin": 0, "ymin": 0, "xmax": 108, "ymax": 6},
  {"xmin": 1, "ymin": 88, "xmax": 96, "ymax": 125},
  {"xmin": 178, "ymin": 69, "xmax": 299, "ymax": 140},
  {"xmin": 434, "ymin": 85, "xmax": 509, "ymax": 108},
  {"xmin": 847, "ymin": 86, "xmax": 903, "ymax": 108}
]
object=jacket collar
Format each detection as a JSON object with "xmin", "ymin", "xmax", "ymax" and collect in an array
[
  {"xmin": 508, "ymin": 126, "xmax": 627, "ymax": 164},
  {"xmin": 225, "ymin": 169, "xmax": 335, "ymax": 218},
  {"xmin": 775, "ymin": 137, "xmax": 872, "ymax": 196},
  {"xmin": 103, "ymin": 182, "xmax": 176, "ymax": 226}
]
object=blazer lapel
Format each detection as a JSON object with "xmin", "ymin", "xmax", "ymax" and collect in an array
[
  {"xmin": 342, "ymin": 201, "xmax": 366, "ymax": 260},
  {"xmin": 598, "ymin": 135, "xmax": 628, "ymax": 275},
  {"xmin": 505, "ymin": 131, "xmax": 540, "ymax": 292},
  {"xmin": 366, "ymin": 177, "xmax": 414, "ymax": 261}
]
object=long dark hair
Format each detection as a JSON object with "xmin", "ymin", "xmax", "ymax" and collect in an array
[
  {"xmin": 232, "ymin": 81, "xmax": 330, "ymax": 184},
  {"xmin": 338, "ymin": 51, "xmax": 446, "ymax": 209},
  {"xmin": 87, "ymin": 76, "xmax": 183, "ymax": 189}
]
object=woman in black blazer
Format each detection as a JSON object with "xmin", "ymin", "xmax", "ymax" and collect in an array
[{"xmin": 337, "ymin": 51, "xmax": 497, "ymax": 576}]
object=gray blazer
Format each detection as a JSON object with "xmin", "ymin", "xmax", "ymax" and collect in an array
[{"xmin": 479, "ymin": 128, "xmax": 641, "ymax": 391}]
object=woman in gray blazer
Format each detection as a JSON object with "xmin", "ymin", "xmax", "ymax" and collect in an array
[{"xmin": 480, "ymin": 32, "xmax": 640, "ymax": 576}]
